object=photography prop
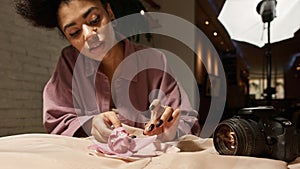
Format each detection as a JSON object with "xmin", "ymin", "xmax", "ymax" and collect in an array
[
  {"xmin": 213, "ymin": 107, "xmax": 300, "ymax": 162},
  {"xmin": 218, "ymin": 0, "xmax": 300, "ymax": 102}
]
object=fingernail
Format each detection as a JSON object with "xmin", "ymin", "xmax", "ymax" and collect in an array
[
  {"xmin": 130, "ymin": 135, "xmax": 136, "ymax": 139},
  {"xmin": 149, "ymin": 105, "xmax": 155, "ymax": 111},
  {"xmin": 167, "ymin": 116, "xmax": 173, "ymax": 122},
  {"xmin": 156, "ymin": 120, "xmax": 163, "ymax": 127},
  {"xmin": 147, "ymin": 124, "xmax": 154, "ymax": 131}
]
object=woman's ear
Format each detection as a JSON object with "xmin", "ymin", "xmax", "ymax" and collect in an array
[{"xmin": 105, "ymin": 3, "xmax": 115, "ymax": 21}]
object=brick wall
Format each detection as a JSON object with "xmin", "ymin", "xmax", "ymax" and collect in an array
[{"xmin": 0, "ymin": 1, "xmax": 68, "ymax": 136}]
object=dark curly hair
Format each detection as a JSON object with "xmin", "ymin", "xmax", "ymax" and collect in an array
[
  {"xmin": 14, "ymin": 0, "xmax": 150, "ymax": 42},
  {"xmin": 14, "ymin": 0, "xmax": 108, "ymax": 29}
]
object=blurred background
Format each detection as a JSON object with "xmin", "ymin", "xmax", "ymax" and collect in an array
[{"xmin": 0, "ymin": 0, "xmax": 299, "ymax": 136}]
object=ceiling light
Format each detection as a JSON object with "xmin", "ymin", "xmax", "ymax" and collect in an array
[
  {"xmin": 205, "ymin": 20, "xmax": 209, "ymax": 25},
  {"xmin": 140, "ymin": 10, "xmax": 145, "ymax": 15},
  {"xmin": 213, "ymin": 32, "xmax": 218, "ymax": 36},
  {"xmin": 220, "ymin": 41, "xmax": 224, "ymax": 45}
]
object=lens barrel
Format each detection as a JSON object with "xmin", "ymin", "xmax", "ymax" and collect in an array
[{"xmin": 213, "ymin": 118, "xmax": 265, "ymax": 156}]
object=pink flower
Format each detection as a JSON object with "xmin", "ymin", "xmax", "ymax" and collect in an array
[
  {"xmin": 108, "ymin": 128, "xmax": 136, "ymax": 154},
  {"xmin": 90, "ymin": 127, "xmax": 157, "ymax": 158}
]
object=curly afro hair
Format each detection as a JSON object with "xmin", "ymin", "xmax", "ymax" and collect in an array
[{"xmin": 14, "ymin": 0, "xmax": 108, "ymax": 29}]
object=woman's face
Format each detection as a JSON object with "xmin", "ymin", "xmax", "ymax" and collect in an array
[{"xmin": 57, "ymin": 0, "xmax": 116, "ymax": 60}]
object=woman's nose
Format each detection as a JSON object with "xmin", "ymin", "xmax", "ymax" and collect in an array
[{"xmin": 82, "ymin": 24, "xmax": 96, "ymax": 41}]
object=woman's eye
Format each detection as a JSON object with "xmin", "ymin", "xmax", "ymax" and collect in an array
[
  {"xmin": 69, "ymin": 30, "xmax": 81, "ymax": 37},
  {"xmin": 89, "ymin": 16, "xmax": 100, "ymax": 25}
]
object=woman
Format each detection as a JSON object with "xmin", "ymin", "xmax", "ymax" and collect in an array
[{"xmin": 15, "ymin": 0, "xmax": 200, "ymax": 142}]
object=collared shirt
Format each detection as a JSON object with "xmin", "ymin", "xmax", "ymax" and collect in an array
[{"xmin": 43, "ymin": 38, "xmax": 200, "ymax": 138}]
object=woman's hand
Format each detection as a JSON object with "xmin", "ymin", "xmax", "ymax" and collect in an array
[
  {"xmin": 144, "ymin": 106, "xmax": 181, "ymax": 142},
  {"xmin": 91, "ymin": 111, "xmax": 121, "ymax": 143}
]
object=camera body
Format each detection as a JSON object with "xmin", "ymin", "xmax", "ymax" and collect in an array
[{"xmin": 213, "ymin": 106, "xmax": 300, "ymax": 162}]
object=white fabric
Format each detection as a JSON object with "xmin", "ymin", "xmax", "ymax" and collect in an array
[{"xmin": 0, "ymin": 133, "xmax": 299, "ymax": 169}]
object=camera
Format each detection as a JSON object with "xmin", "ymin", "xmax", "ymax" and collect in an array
[{"xmin": 213, "ymin": 106, "xmax": 300, "ymax": 162}]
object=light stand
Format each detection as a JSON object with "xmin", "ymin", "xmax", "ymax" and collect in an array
[
  {"xmin": 256, "ymin": 0, "xmax": 277, "ymax": 104},
  {"xmin": 265, "ymin": 21, "xmax": 273, "ymax": 103}
]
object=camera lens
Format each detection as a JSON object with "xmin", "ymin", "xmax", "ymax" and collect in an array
[
  {"xmin": 213, "ymin": 118, "xmax": 265, "ymax": 156},
  {"xmin": 213, "ymin": 124, "xmax": 238, "ymax": 154}
]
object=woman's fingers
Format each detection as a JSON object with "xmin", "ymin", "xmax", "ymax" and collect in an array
[
  {"xmin": 91, "ymin": 115, "xmax": 112, "ymax": 142},
  {"xmin": 103, "ymin": 111, "xmax": 122, "ymax": 129},
  {"xmin": 91, "ymin": 111, "xmax": 122, "ymax": 143},
  {"xmin": 165, "ymin": 108, "xmax": 180, "ymax": 127},
  {"xmin": 144, "ymin": 122, "xmax": 163, "ymax": 136},
  {"xmin": 159, "ymin": 108, "xmax": 181, "ymax": 141},
  {"xmin": 157, "ymin": 107, "xmax": 173, "ymax": 127},
  {"xmin": 143, "ymin": 107, "xmax": 181, "ymax": 139}
]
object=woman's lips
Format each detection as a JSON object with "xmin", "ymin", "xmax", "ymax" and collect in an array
[{"xmin": 89, "ymin": 41, "xmax": 104, "ymax": 53}]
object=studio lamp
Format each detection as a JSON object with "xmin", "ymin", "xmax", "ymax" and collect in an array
[{"xmin": 256, "ymin": 0, "xmax": 277, "ymax": 23}]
